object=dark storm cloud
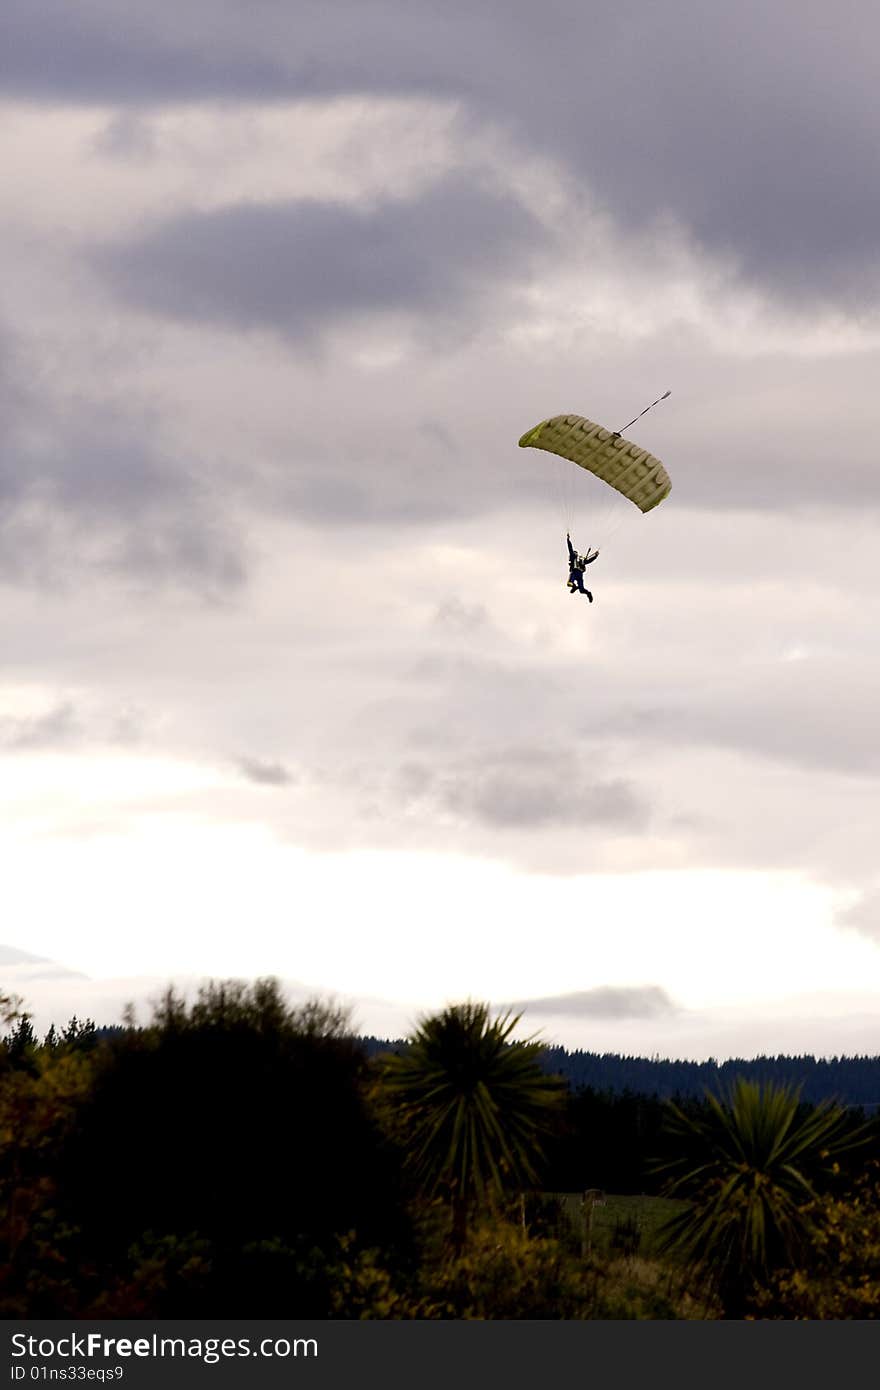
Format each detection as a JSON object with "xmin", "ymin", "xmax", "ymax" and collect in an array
[
  {"xmin": 0, "ymin": 1, "xmax": 290, "ymax": 103},
  {"xmin": 94, "ymin": 175, "xmax": 548, "ymax": 343},
  {"xmin": 8, "ymin": 1, "xmax": 880, "ymax": 304},
  {"xmin": 504, "ymin": 986, "xmax": 678, "ymax": 1021},
  {"xmin": 237, "ymin": 757, "xmax": 294, "ymax": 786}
]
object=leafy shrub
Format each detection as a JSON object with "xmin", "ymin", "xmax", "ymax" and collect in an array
[
  {"xmin": 756, "ymin": 1164, "xmax": 880, "ymax": 1318},
  {"xmin": 414, "ymin": 1218, "xmax": 715, "ymax": 1319}
]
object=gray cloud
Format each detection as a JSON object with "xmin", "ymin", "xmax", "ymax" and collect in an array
[
  {"xmin": 836, "ymin": 891, "xmax": 880, "ymax": 943},
  {"xmin": 93, "ymin": 175, "xmax": 548, "ymax": 344},
  {"xmin": 504, "ymin": 986, "xmax": 679, "ymax": 1021},
  {"xmin": 0, "ymin": 702, "xmax": 80, "ymax": 750},
  {"xmin": 647, "ymin": 349, "xmax": 880, "ymax": 515},
  {"xmin": 0, "ymin": 944, "xmax": 88, "ymax": 984},
  {"xmin": 83, "ymin": 168, "xmax": 553, "ymax": 533},
  {"xmin": 0, "ymin": 2, "xmax": 291, "ymax": 104},
  {"xmin": 0, "ymin": 946, "xmax": 52, "ymax": 966},
  {"xmin": 0, "ymin": 325, "xmax": 245, "ymax": 592},
  {"xmin": 591, "ymin": 664, "xmax": 880, "ymax": 781},
  {"xmin": 0, "ymin": 700, "xmax": 145, "ymax": 755},
  {"xmin": 237, "ymin": 757, "xmax": 294, "ymax": 786},
  {"xmin": 419, "ymin": 421, "xmax": 457, "ymax": 454},
  {"xmin": 7, "ymin": 2, "xmax": 880, "ymax": 304},
  {"xmin": 376, "ymin": 746, "xmax": 648, "ymax": 832},
  {"xmin": 432, "ymin": 598, "xmax": 490, "ymax": 634},
  {"xmin": 257, "ymin": 436, "xmax": 492, "ymax": 528},
  {"xmin": 93, "ymin": 111, "xmax": 159, "ymax": 162}
]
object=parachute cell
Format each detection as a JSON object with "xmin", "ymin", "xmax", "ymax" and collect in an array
[{"xmin": 518, "ymin": 414, "xmax": 671, "ymax": 513}]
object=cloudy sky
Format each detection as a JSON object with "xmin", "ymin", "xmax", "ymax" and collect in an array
[{"xmin": 3, "ymin": 1, "xmax": 880, "ymax": 1058}]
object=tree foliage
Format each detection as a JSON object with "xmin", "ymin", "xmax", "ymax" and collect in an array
[
  {"xmin": 755, "ymin": 1163, "xmax": 880, "ymax": 1318},
  {"xmin": 0, "ymin": 979, "xmax": 414, "ymax": 1315},
  {"xmin": 654, "ymin": 1078, "xmax": 858, "ymax": 1314},
  {"xmin": 62, "ymin": 982, "xmax": 409, "ymax": 1280},
  {"xmin": 2, "ymin": 976, "xmax": 878, "ymax": 1318},
  {"xmin": 377, "ymin": 1002, "xmax": 565, "ymax": 1247}
]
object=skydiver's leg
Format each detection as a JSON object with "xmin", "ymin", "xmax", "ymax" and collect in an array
[{"xmin": 584, "ymin": 589, "xmax": 593, "ymax": 602}]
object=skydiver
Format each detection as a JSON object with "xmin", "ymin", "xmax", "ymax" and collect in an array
[{"xmin": 566, "ymin": 532, "xmax": 598, "ymax": 601}]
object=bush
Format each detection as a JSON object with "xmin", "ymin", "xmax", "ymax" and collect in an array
[
  {"xmin": 413, "ymin": 1218, "xmax": 715, "ymax": 1319},
  {"xmin": 756, "ymin": 1165, "xmax": 880, "ymax": 1318}
]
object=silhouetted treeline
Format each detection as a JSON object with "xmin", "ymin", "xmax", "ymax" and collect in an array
[
  {"xmin": 1, "ymin": 998, "xmax": 877, "ymax": 1317},
  {"xmin": 362, "ymin": 1037, "xmax": 880, "ymax": 1107},
  {"xmin": 539, "ymin": 1047, "xmax": 880, "ymax": 1108}
]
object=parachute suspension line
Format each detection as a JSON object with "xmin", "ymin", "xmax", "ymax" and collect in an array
[
  {"xmin": 589, "ymin": 483, "xmax": 626, "ymax": 547},
  {"xmin": 598, "ymin": 497, "xmax": 630, "ymax": 546},
  {"xmin": 570, "ymin": 468, "xmax": 626, "ymax": 550},
  {"xmin": 544, "ymin": 452, "xmax": 570, "ymax": 538},
  {"xmin": 548, "ymin": 455, "xmax": 564, "ymax": 530},
  {"xmin": 552, "ymin": 454, "xmax": 575, "ymax": 536},
  {"xmin": 615, "ymin": 390, "xmax": 671, "ymax": 437}
]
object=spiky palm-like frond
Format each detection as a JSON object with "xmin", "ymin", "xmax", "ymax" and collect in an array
[
  {"xmin": 654, "ymin": 1078, "xmax": 857, "ymax": 1313},
  {"xmin": 379, "ymin": 1003, "xmax": 564, "ymax": 1241}
]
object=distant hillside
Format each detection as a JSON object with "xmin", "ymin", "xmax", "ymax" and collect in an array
[{"xmin": 360, "ymin": 1037, "xmax": 880, "ymax": 1109}]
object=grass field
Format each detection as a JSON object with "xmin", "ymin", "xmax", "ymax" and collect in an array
[{"xmin": 550, "ymin": 1192, "xmax": 689, "ymax": 1258}]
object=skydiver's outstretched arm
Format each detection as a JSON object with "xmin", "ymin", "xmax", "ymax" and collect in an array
[
  {"xmin": 567, "ymin": 533, "xmax": 576, "ymax": 564},
  {"xmin": 584, "ymin": 548, "xmax": 599, "ymax": 565}
]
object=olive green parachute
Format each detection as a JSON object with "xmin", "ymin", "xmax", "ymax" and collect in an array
[{"xmin": 518, "ymin": 414, "xmax": 671, "ymax": 513}]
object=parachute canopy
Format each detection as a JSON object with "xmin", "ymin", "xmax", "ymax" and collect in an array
[{"xmin": 518, "ymin": 414, "xmax": 671, "ymax": 513}]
